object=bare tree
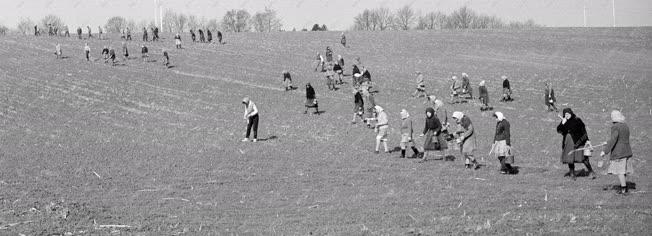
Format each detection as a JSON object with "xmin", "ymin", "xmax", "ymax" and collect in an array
[
  {"xmin": 162, "ymin": 9, "xmax": 176, "ymax": 33},
  {"xmin": 417, "ymin": 11, "xmax": 446, "ymax": 30},
  {"xmin": 374, "ymin": 8, "xmax": 393, "ymax": 30},
  {"xmin": 40, "ymin": 14, "xmax": 65, "ymax": 32},
  {"xmin": 174, "ymin": 13, "xmax": 188, "ymax": 33},
  {"xmin": 395, "ymin": 5, "xmax": 415, "ymax": 30},
  {"xmin": 187, "ymin": 15, "xmax": 200, "ymax": 30},
  {"xmin": 353, "ymin": 9, "xmax": 373, "ymax": 31},
  {"xmin": 449, "ymin": 6, "xmax": 476, "ymax": 29},
  {"xmin": 126, "ymin": 19, "xmax": 136, "ymax": 31},
  {"xmin": 206, "ymin": 18, "xmax": 220, "ymax": 31},
  {"xmin": 16, "ymin": 18, "xmax": 34, "ymax": 35},
  {"xmin": 222, "ymin": 9, "xmax": 250, "ymax": 32},
  {"xmin": 252, "ymin": 7, "xmax": 283, "ymax": 32},
  {"xmin": 105, "ymin": 16, "xmax": 127, "ymax": 33}
]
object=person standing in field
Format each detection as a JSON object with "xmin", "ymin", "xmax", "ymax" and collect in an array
[
  {"xmin": 109, "ymin": 47, "xmax": 116, "ymax": 66},
  {"xmin": 241, "ymin": 97, "xmax": 259, "ymax": 142},
  {"xmin": 282, "ymin": 70, "xmax": 293, "ymax": 91},
  {"xmin": 544, "ymin": 82, "xmax": 558, "ymax": 112},
  {"xmin": 198, "ymin": 29, "xmax": 205, "ymax": 43},
  {"xmin": 304, "ymin": 83, "xmax": 319, "ymax": 114},
  {"xmin": 141, "ymin": 45, "xmax": 148, "ymax": 62},
  {"xmin": 362, "ymin": 87, "xmax": 376, "ymax": 128},
  {"xmin": 492, "ymin": 112, "xmax": 515, "ymax": 174},
  {"xmin": 101, "ymin": 46, "xmax": 109, "ymax": 62},
  {"xmin": 449, "ymin": 76, "xmax": 462, "ymax": 104},
  {"xmin": 121, "ymin": 42, "xmax": 129, "ymax": 61},
  {"xmin": 557, "ymin": 108, "xmax": 594, "ymax": 180},
  {"xmin": 142, "ymin": 27, "xmax": 148, "ymax": 41},
  {"xmin": 420, "ymin": 107, "xmax": 442, "ymax": 162},
  {"xmin": 478, "ymin": 80, "xmax": 492, "ymax": 111},
  {"xmin": 373, "ymin": 106, "xmax": 389, "ymax": 154},
  {"xmin": 340, "ymin": 32, "xmax": 347, "ymax": 47},
  {"xmin": 162, "ymin": 49, "xmax": 170, "ymax": 67},
  {"xmin": 314, "ymin": 53, "xmax": 324, "ymax": 72},
  {"xmin": 325, "ymin": 62, "xmax": 337, "ymax": 91},
  {"xmin": 333, "ymin": 57, "xmax": 344, "ymax": 85},
  {"xmin": 190, "ymin": 29, "xmax": 196, "ymax": 42},
  {"xmin": 98, "ymin": 26, "xmax": 103, "ymax": 40},
  {"xmin": 325, "ymin": 46, "xmax": 333, "ymax": 62},
  {"xmin": 153, "ymin": 27, "xmax": 159, "ymax": 41},
  {"xmin": 54, "ymin": 44, "xmax": 62, "ymax": 59},
  {"xmin": 399, "ymin": 109, "xmax": 421, "ymax": 158},
  {"xmin": 207, "ymin": 29, "xmax": 212, "ymax": 43},
  {"xmin": 600, "ymin": 110, "xmax": 633, "ymax": 195},
  {"xmin": 64, "ymin": 25, "xmax": 70, "ymax": 37},
  {"xmin": 433, "ymin": 99, "xmax": 450, "ymax": 159},
  {"xmin": 76, "ymin": 27, "xmax": 82, "ymax": 39},
  {"xmin": 126, "ymin": 27, "xmax": 132, "ymax": 40},
  {"xmin": 87, "ymin": 26, "xmax": 92, "ymax": 38},
  {"xmin": 501, "ymin": 75, "xmax": 513, "ymax": 102},
  {"xmin": 461, "ymin": 73, "xmax": 473, "ymax": 99},
  {"xmin": 452, "ymin": 111, "xmax": 478, "ymax": 169},
  {"xmin": 34, "ymin": 25, "xmax": 39, "ymax": 36},
  {"xmin": 84, "ymin": 43, "xmax": 91, "ymax": 61},
  {"xmin": 217, "ymin": 31, "xmax": 223, "ymax": 44},
  {"xmin": 351, "ymin": 88, "xmax": 364, "ymax": 124},
  {"xmin": 412, "ymin": 71, "xmax": 427, "ymax": 98},
  {"xmin": 174, "ymin": 33, "xmax": 182, "ymax": 49}
]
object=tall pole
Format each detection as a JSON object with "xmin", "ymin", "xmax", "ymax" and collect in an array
[
  {"xmin": 583, "ymin": 4, "xmax": 587, "ymax": 27},
  {"xmin": 612, "ymin": 0, "xmax": 616, "ymax": 27},
  {"xmin": 160, "ymin": 7, "xmax": 163, "ymax": 31},
  {"xmin": 154, "ymin": 0, "xmax": 158, "ymax": 29}
]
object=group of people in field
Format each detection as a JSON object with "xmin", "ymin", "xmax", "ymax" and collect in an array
[
  {"xmin": 241, "ymin": 32, "xmax": 635, "ymax": 195},
  {"xmin": 50, "ymin": 26, "xmax": 228, "ymax": 68}
]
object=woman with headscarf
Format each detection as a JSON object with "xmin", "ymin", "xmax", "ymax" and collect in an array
[
  {"xmin": 461, "ymin": 73, "xmax": 473, "ymax": 99},
  {"xmin": 600, "ymin": 110, "xmax": 633, "ymax": 194},
  {"xmin": 453, "ymin": 111, "xmax": 478, "ymax": 169},
  {"xmin": 325, "ymin": 62, "xmax": 336, "ymax": 91},
  {"xmin": 501, "ymin": 75, "xmax": 513, "ymax": 102},
  {"xmin": 492, "ymin": 112, "xmax": 514, "ymax": 174},
  {"xmin": 412, "ymin": 71, "xmax": 427, "ymax": 98},
  {"xmin": 333, "ymin": 58, "xmax": 344, "ymax": 85},
  {"xmin": 304, "ymin": 83, "xmax": 319, "ymax": 114},
  {"xmin": 556, "ymin": 108, "xmax": 593, "ymax": 180},
  {"xmin": 399, "ymin": 109, "xmax": 421, "ymax": 158},
  {"xmin": 374, "ymin": 106, "xmax": 389, "ymax": 154},
  {"xmin": 362, "ymin": 88, "xmax": 376, "ymax": 128},
  {"xmin": 282, "ymin": 70, "xmax": 293, "ymax": 91},
  {"xmin": 420, "ymin": 107, "xmax": 442, "ymax": 162},
  {"xmin": 478, "ymin": 80, "xmax": 491, "ymax": 111},
  {"xmin": 433, "ymin": 99, "xmax": 450, "ymax": 157},
  {"xmin": 450, "ymin": 76, "xmax": 462, "ymax": 104}
]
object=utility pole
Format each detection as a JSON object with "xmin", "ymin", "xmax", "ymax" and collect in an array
[
  {"xmin": 583, "ymin": 4, "xmax": 587, "ymax": 27},
  {"xmin": 612, "ymin": 0, "xmax": 616, "ymax": 27}
]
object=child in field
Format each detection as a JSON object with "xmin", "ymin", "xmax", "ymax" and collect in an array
[
  {"xmin": 374, "ymin": 106, "xmax": 389, "ymax": 154},
  {"xmin": 314, "ymin": 53, "xmax": 324, "ymax": 72},
  {"xmin": 54, "ymin": 44, "xmax": 62, "ymax": 59},
  {"xmin": 399, "ymin": 109, "xmax": 421, "ymax": 158},
  {"xmin": 412, "ymin": 71, "xmax": 427, "ymax": 98},
  {"xmin": 304, "ymin": 83, "xmax": 319, "ymax": 114},
  {"xmin": 282, "ymin": 70, "xmax": 293, "ymax": 91},
  {"xmin": 600, "ymin": 110, "xmax": 633, "ymax": 194},
  {"xmin": 501, "ymin": 75, "xmax": 513, "ymax": 102},
  {"xmin": 544, "ymin": 82, "xmax": 558, "ymax": 112},
  {"xmin": 162, "ymin": 49, "xmax": 170, "ymax": 67},
  {"xmin": 175, "ymin": 33, "xmax": 182, "ymax": 49},
  {"xmin": 141, "ymin": 45, "xmax": 148, "ymax": 62},
  {"xmin": 479, "ymin": 80, "xmax": 492, "ymax": 111},
  {"xmin": 352, "ymin": 88, "xmax": 364, "ymax": 124},
  {"xmin": 84, "ymin": 43, "xmax": 90, "ymax": 61}
]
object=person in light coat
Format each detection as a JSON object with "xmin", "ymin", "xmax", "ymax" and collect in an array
[{"xmin": 600, "ymin": 110, "xmax": 633, "ymax": 194}]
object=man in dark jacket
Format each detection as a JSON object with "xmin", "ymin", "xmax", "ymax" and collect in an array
[
  {"xmin": 501, "ymin": 75, "xmax": 513, "ymax": 102},
  {"xmin": 207, "ymin": 29, "xmax": 212, "ymax": 43}
]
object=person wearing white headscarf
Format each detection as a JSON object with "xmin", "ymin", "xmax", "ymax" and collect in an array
[
  {"xmin": 452, "ymin": 111, "xmax": 478, "ymax": 169},
  {"xmin": 492, "ymin": 112, "xmax": 514, "ymax": 174},
  {"xmin": 374, "ymin": 105, "xmax": 389, "ymax": 154},
  {"xmin": 601, "ymin": 110, "xmax": 633, "ymax": 194},
  {"xmin": 399, "ymin": 109, "xmax": 421, "ymax": 158}
]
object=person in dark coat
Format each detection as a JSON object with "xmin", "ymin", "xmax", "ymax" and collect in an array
[
  {"xmin": 153, "ymin": 27, "xmax": 159, "ymax": 41},
  {"xmin": 333, "ymin": 57, "xmax": 343, "ymax": 84},
  {"xmin": 77, "ymin": 27, "xmax": 82, "ymax": 39},
  {"xmin": 420, "ymin": 107, "xmax": 442, "ymax": 162},
  {"xmin": 501, "ymin": 75, "xmax": 513, "ymax": 102},
  {"xmin": 101, "ymin": 46, "xmax": 109, "ymax": 62},
  {"xmin": 478, "ymin": 80, "xmax": 492, "ymax": 111},
  {"xmin": 557, "ymin": 108, "xmax": 593, "ymax": 180},
  {"xmin": 198, "ymin": 29, "xmax": 205, "ymax": 43},
  {"xmin": 304, "ymin": 83, "xmax": 319, "ymax": 114},
  {"xmin": 340, "ymin": 32, "xmax": 347, "ymax": 47},
  {"xmin": 492, "ymin": 112, "xmax": 514, "ymax": 174},
  {"xmin": 351, "ymin": 65, "xmax": 361, "ymax": 85},
  {"xmin": 217, "ymin": 31, "xmax": 223, "ymax": 44},
  {"xmin": 34, "ymin": 25, "xmax": 39, "ymax": 36},
  {"xmin": 109, "ymin": 47, "xmax": 116, "ymax": 66},
  {"xmin": 190, "ymin": 29, "xmax": 196, "ymax": 42},
  {"xmin": 162, "ymin": 49, "xmax": 170, "ymax": 67},
  {"xmin": 126, "ymin": 27, "xmax": 132, "ymax": 40},
  {"xmin": 141, "ymin": 45, "xmax": 149, "ymax": 62},
  {"xmin": 143, "ymin": 27, "xmax": 148, "ymax": 41},
  {"xmin": 544, "ymin": 82, "xmax": 558, "ymax": 112},
  {"xmin": 600, "ymin": 110, "xmax": 633, "ymax": 194},
  {"xmin": 206, "ymin": 29, "xmax": 212, "ymax": 43},
  {"xmin": 351, "ymin": 88, "xmax": 364, "ymax": 124},
  {"xmin": 282, "ymin": 70, "xmax": 293, "ymax": 91},
  {"xmin": 325, "ymin": 46, "xmax": 333, "ymax": 62},
  {"xmin": 87, "ymin": 26, "xmax": 92, "ymax": 38}
]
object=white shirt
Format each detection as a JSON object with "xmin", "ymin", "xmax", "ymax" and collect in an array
[{"xmin": 243, "ymin": 101, "xmax": 258, "ymax": 119}]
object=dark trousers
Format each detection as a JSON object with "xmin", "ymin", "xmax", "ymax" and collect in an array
[{"xmin": 246, "ymin": 114, "xmax": 259, "ymax": 139}]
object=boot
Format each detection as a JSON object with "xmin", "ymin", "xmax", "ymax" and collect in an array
[
  {"xmin": 618, "ymin": 186, "xmax": 628, "ymax": 195},
  {"xmin": 410, "ymin": 147, "xmax": 420, "ymax": 159},
  {"xmin": 400, "ymin": 149, "xmax": 406, "ymax": 158}
]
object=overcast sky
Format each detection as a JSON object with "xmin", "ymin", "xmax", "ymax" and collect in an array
[{"xmin": 1, "ymin": 0, "xmax": 650, "ymax": 30}]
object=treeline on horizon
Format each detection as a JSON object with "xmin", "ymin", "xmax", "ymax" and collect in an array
[{"xmin": 7, "ymin": 5, "xmax": 541, "ymax": 36}]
